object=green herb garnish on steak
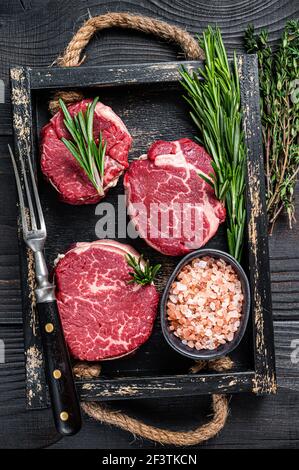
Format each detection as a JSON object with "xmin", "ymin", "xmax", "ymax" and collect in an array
[
  {"xmin": 59, "ymin": 97, "xmax": 106, "ymax": 196},
  {"xmin": 126, "ymin": 254, "xmax": 161, "ymax": 286}
]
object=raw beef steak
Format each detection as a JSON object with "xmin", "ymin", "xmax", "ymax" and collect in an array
[
  {"xmin": 124, "ymin": 138, "xmax": 226, "ymax": 256},
  {"xmin": 40, "ymin": 99, "xmax": 132, "ymax": 205},
  {"xmin": 54, "ymin": 240, "xmax": 159, "ymax": 361}
]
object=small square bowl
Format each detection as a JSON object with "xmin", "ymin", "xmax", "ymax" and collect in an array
[{"xmin": 160, "ymin": 248, "xmax": 251, "ymax": 360}]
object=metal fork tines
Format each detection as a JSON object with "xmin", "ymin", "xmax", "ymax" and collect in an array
[{"xmin": 8, "ymin": 144, "xmax": 55, "ymax": 303}]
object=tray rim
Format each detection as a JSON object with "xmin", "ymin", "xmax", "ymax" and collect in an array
[{"xmin": 10, "ymin": 55, "xmax": 276, "ymax": 409}]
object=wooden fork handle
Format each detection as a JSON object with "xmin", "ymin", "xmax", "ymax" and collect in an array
[{"xmin": 37, "ymin": 300, "xmax": 82, "ymax": 436}]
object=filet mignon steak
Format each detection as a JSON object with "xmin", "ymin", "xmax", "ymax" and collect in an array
[
  {"xmin": 124, "ymin": 138, "xmax": 226, "ymax": 256},
  {"xmin": 54, "ymin": 240, "xmax": 159, "ymax": 361},
  {"xmin": 41, "ymin": 99, "xmax": 132, "ymax": 205}
]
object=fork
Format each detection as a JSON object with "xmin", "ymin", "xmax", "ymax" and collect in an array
[{"xmin": 8, "ymin": 144, "xmax": 82, "ymax": 436}]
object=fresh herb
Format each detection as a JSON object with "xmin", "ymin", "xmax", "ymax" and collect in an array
[
  {"xmin": 60, "ymin": 97, "xmax": 106, "ymax": 195},
  {"xmin": 180, "ymin": 27, "xmax": 246, "ymax": 262},
  {"xmin": 244, "ymin": 21, "xmax": 299, "ymax": 233},
  {"xmin": 126, "ymin": 254, "xmax": 161, "ymax": 286}
]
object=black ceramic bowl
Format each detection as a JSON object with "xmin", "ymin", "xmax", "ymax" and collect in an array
[{"xmin": 160, "ymin": 248, "xmax": 251, "ymax": 360}]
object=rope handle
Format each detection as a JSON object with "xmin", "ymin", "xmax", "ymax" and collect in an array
[
  {"xmin": 58, "ymin": 12, "xmax": 203, "ymax": 67},
  {"xmin": 49, "ymin": 12, "xmax": 203, "ymax": 114},
  {"xmin": 82, "ymin": 395, "xmax": 228, "ymax": 447},
  {"xmin": 75, "ymin": 357, "xmax": 233, "ymax": 446}
]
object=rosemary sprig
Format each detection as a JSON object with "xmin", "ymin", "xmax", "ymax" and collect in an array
[
  {"xmin": 244, "ymin": 21, "xmax": 299, "ymax": 233},
  {"xmin": 180, "ymin": 27, "xmax": 246, "ymax": 262},
  {"xmin": 126, "ymin": 254, "xmax": 161, "ymax": 286},
  {"xmin": 60, "ymin": 97, "xmax": 106, "ymax": 195}
]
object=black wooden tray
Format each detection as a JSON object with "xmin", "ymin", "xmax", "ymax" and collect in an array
[{"xmin": 10, "ymin": 55, "xmax": 276, "ymax": 410}]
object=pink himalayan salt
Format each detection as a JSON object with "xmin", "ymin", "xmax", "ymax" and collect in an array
[{"xmin": 167, "ymin": 256, "xmax": 243, "ymax": 350}]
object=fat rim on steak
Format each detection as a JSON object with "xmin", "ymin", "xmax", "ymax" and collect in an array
[{"xmin": 54, "ymin": 240, "xmax": 159, "ymax": 361}]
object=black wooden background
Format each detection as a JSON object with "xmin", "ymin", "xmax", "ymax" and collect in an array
[{"xmin": 0, "ymin": 0, "xmax": 298, "ymax": 449}]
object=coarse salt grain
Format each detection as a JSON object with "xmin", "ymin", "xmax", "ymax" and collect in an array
[{"xmin": 166, "ymin": 256, "xmax": 243, "ymax": 351}]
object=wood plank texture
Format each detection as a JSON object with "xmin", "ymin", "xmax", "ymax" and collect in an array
[
  {"xmin": 240, "ymin": 54, "xmax": 276, "ymax": 394},
  {"xmin": 76, "ymin": 373, "xmax": 255, "ymax": 401},
  {"xmin": 0, "ymin": 0, "xmax": 298, "ymax": 450},
  {"xmin": 29, "ymin": 62, "xmax": 202, "ymax": 89},
  {"xmin": 10, "ymin": 67, "xmax": 48, "ymax": 409},
  {"xmin": 0, "ymin": 321, "xmax": 298, "ymax": 448}
]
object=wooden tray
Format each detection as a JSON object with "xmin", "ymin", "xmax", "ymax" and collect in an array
[{"xmin": 10, "ymin": 55, "xmax": 276, "ymax": 410}]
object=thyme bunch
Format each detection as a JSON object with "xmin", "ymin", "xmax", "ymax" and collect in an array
[{"xmin": 245, "ymin": 21, "xmax": 299, "ymax": 232}]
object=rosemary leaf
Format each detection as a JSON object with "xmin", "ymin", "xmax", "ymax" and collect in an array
[
  {"xmin": 198, "ymin": 171, "xmax": 215, "ymax": 189},
  {"xmin": 78, "ymin": 111, "xmax": 88, "ymax": 143},
  {"xmin": 59, "ymin": 99, "xmax": 72, "ymax": 123},
  {"xmin": 87, "ymin": 98, "xmax": 99, "ymax": 142}
]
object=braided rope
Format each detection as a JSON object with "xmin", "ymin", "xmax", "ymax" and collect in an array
[
  {"xmin": 78, "ymin": 357, "xmax": 232, "ymax": 446},
  {"xmin": 49, "ymin": 12, "xmax": 203, "ymax": 114},
  {"xmin": 81, "ymin": 395, "xmax": 228, "ymax": 446},
  {"xmin": 58, "ymin": 12, "xmax": 203, "ymax": 67}
]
